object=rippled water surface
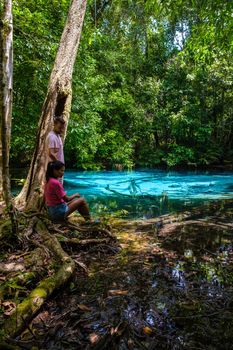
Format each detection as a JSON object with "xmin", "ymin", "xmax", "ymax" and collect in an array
[{"xmin": 63, "ymin": 169, "xmax": 233, "ymax": 218}]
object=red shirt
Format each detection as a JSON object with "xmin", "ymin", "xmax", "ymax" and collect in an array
[{"xmin": 44, "ymin": 178, "xmax": 66, "ymax": 206}]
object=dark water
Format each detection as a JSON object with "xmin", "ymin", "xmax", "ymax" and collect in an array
[
  {"xmin": 12, "ymin": 169, "xmax": 233, "ymax": 218},
  {"xmin": 63, "ymin": 169, "xmax": 233, "ymax": 218}
]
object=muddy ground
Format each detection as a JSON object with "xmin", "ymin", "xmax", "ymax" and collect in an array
[{"xmin": 1, "ymin": 201, "xmax": 233, "ymax": 349}]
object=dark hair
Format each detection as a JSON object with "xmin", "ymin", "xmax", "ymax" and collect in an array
[
  {"xmin": 46, "ymin": 161, "xmax": 65, "ymax": 181},
  {"xmin": 54, "ymin": 116, "xmax": 65, "ymax": 125}
]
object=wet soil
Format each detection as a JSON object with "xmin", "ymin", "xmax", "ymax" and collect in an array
[{"xmin": 12, "ymin": 204, "xmax": 233, "ymax": 349}]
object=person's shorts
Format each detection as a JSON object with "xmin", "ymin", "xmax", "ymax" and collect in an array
[{"xmin": 47, "ymin": 203, "xmax": 68, "ymax": 222}]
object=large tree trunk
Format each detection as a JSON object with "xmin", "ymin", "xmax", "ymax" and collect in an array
[
  {"xmin": 0, "ymin": 3, "xmax": 2, "ymax": 207},
  {"xmin": 15, "ymin": 0, "xmax": 87, "ymax": 211},
  {"xmin": 0, "ymin": 0, "xmax": 13, "ymax": 208}
]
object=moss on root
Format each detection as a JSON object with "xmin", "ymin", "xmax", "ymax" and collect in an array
[{"xmin": 3, "ymin": 219, "xmax": 75, "ymax": 338}]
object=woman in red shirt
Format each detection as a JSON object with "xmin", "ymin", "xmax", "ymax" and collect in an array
[{"xmin": 44, "ymin": 161, "xmax": 91, "ymax": 222}]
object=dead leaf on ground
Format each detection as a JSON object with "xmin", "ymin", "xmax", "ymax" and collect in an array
[
  {"xmin": 0, "ymin": 262, "xmax": 25, "ymax": 272},
  {"xmin": 1, "ymin": 301, "xmax": 16, "ymax": 316},
  {"xmin": 143, "ymin": 326, "xmax": 154, "ymax": 335},
  {"xmin": 108, "ymin": 289, "xmax": 128, "ymax": 296},
  {"xmin": 77, "ymin": 304, "xmax": 92, "ymax": 311},
  {"xmin": 110, "ymin": 322, "xmax": 126, "ymax": 336},
  {"xmin": 128, "ymin": 338, "xmax": 135, "ymax": 349},
  {"xmin": 89, "ymin": 332, "xmax": 100, "ymax": 344}
]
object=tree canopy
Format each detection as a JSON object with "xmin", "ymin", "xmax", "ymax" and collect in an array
[{"xmin": 11, "ymin": 0, "xmax": 233, "ymax": 169}]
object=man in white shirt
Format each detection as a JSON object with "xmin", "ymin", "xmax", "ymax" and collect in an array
[
  {"xmin": 46, "ymin": 116, "xmax": 65, "ymax": 164},
  {"xmin": 46, "ymin": 116, "xmax": 66, "ymax": 183}
]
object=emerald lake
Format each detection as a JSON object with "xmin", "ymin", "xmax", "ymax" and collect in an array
[{"xmin": 62, "ymin": 169, "xmax": 233, "ymax": 218}]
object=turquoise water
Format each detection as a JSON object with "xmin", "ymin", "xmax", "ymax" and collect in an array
[{"xmin": 63, "ymin": 169, "xmax": 233, "ymax": 218}]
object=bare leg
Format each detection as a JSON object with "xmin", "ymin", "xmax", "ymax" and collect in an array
[{"xmin": 65, "ymin": 198, "xmax": 91, "ymax": 221}]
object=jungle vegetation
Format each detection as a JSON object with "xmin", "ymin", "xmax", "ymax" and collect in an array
[
  {"xmin": 11, "ymin": 0, "xmax": 233, "ymax": 170},
  {"xmin": 1, "ymin": 2, "xmax": 233, "ymax": 348}
]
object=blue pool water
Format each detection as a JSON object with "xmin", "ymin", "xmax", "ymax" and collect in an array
[{"xmin": 63, "ymin": 169, "xmax": 233, "ymax": 218}]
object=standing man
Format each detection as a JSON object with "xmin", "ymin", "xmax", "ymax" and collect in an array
[
  {"xmin": 46, "ymin": 116, "xmax": 65, "ymax": 164},
  {"xmin": 46, "ymin": 116, "xmax": 65, "ymax": 183}
]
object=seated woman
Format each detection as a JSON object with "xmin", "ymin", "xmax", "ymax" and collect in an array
[{"xmin": 44, "ymin": 161, "xmax": 91, "ymax": 222}]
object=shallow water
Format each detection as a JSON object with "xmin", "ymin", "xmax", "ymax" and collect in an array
[
  {"xmin": 63, "ymin": 169, "xmax": 233, "ymax": 218},
  {"xmin": 12, "ymin": 168, "xmax": 233, "ymax": 218}
]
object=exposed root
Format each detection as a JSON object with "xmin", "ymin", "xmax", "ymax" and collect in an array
[
  {"xmin": 3, "ymin": 219, "xmax": 76, "ymax": 338},
  {"xmin": 56, "ymin": 234, "xmax": 112, "ymax": 247},
  {"xmin": 53, "ymin": 221, "xmax": 115, "ymax": 240},
  {"xmin": 158, "ymin": 219, "xmax": 233, "ymax": 238},
  {"xmin": 0, "ymin": 342, "xmax": 21, "ymax": 350},
  {"xmin": 1, "ymin": 214, "xmax": 117, "ymax": 341},
  {"xmin": 1, "ymin": 199, "xmax": 232, "ymax": 348}
]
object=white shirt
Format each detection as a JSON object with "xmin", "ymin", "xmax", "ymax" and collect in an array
[{"xmin": 46, "ymin": 131, "xmax": 64, "ymax": 163}]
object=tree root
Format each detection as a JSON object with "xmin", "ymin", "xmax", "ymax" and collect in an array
[
  {"xmin": 0, "ymin": 210, "xmax": 116, "ymax": 342},
  {"xmin": 158, "ymin": 219, "xmax": 233, "ymax": 238},
  {"xmin": 56, "ymin": 234, "xmax": 112, "ymax": 247},
  {"xmin": 0, "ymin": 342, "xmax": 21, "ymax": 350},
  {"xmin": 3, "ymin": 219, "xmax": 75, "ymax": 338},
  {"xmin": 53, "ymin": 221, "xmax": 116, "ymax": 240},
  {"xmin": 128, "ymin": 199, "xmax": 233, "ymax": 236}
]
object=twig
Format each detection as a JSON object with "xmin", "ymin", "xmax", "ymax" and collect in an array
[
  {"xmin": 73, "ymin": 259, "xmax": 88, "ymax": 272},
  {"xmin": 173, "ymin": 310, "xmax": 232, "ymax": 320},
  {"xmin": 20, "ymin": 315, "xmax": 36, "ymax": 339}
]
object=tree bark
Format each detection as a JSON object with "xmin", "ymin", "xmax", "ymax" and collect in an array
[
  {"xmin": 0, "ymin": 0, "xmax": 13, "ymax": 207},
  {"xmin": 15, "ymin": 0, "xmax": 87, "ymax": 211}
]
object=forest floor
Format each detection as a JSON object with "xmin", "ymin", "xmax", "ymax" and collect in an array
[{"xmin": 0, "ymin": 200, "xmax": 233, "ymax": 349}]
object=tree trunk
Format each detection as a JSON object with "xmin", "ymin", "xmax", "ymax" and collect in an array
[
  {"xmin": 0, "ymin": 0, "xmax": 13, "ymax": 207},
  {"xmin": 15, "ymin": 0, "xmax": 87, "ymax": 211},
  {"xmin": 0, "ymin": 3, "xmax": 3, "ymax": 207}
]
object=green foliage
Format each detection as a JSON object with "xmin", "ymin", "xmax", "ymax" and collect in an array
[
  {"xmin": 164, "ymin": 144, "xmax": 195, "ymax": 167},
  {"xmin": 10, "ymin": 0, "xmax": 233, "ymax": 169},
  {"xmin": 11, "ymin": 0, "xmax": 70, "ymax": 164}
]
